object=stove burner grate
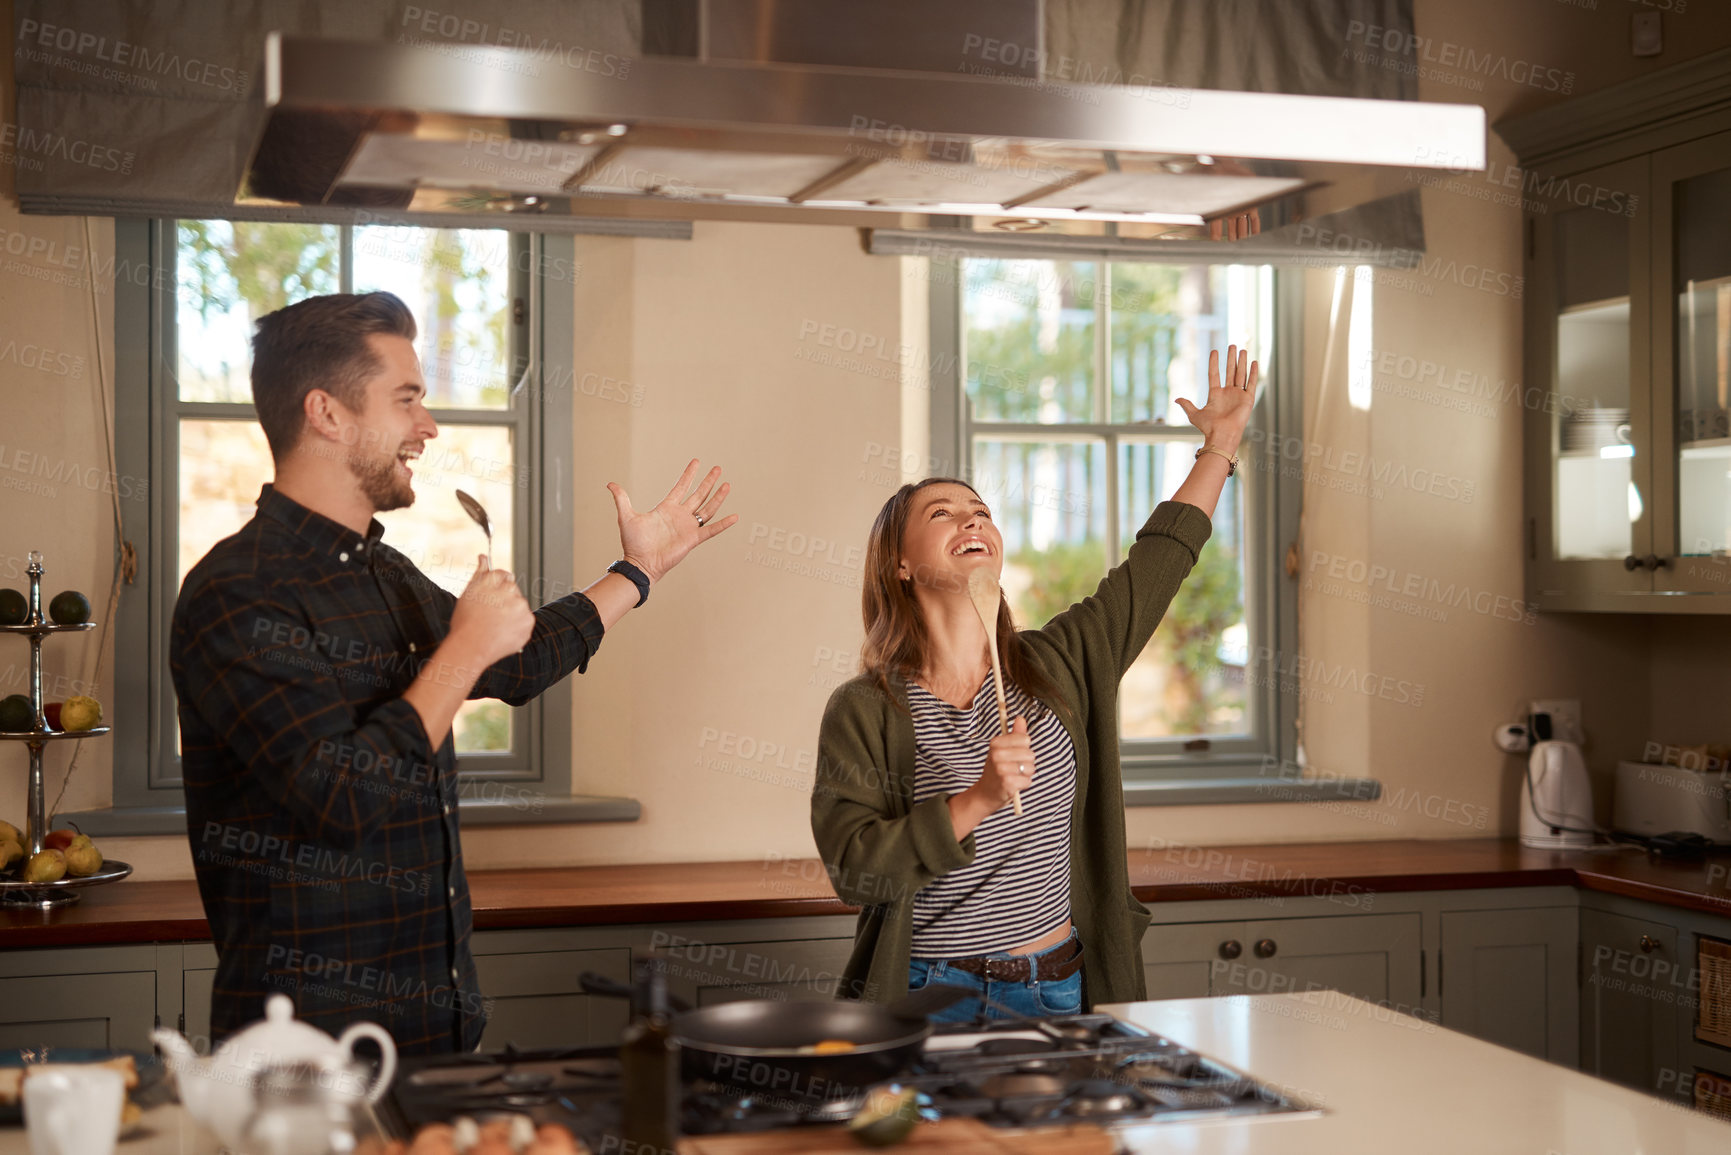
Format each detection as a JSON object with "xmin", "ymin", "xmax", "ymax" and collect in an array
[{"xmin": 382, "ymin": 1014, "xmax": 1313, "ymax": 1139}]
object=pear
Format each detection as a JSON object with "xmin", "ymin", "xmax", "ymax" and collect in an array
[
  {"xmin": 0, "ymin": 838, "xmax": 21, "ymax": 872},
  {"xmin": 0, "ymin": 819, "xmax": 20, "ymax": 845},
  {"xmin": 21, "ymin": 848, "xmax": 66, "ymax": 884},
  {"xmin": 64, "ymin": 836, "xmax": 103, "ymax": 878},
  {"xmin": 60, "ymin": 696, "xmax": 101, "ymax": 732}
]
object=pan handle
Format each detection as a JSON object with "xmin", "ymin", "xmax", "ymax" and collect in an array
[{"xmin": 579, "ymin": 969, "xmax": 694, "ymax": 1013}]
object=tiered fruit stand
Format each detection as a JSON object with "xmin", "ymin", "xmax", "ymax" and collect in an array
[{"xmin": 0, "ymin": 552, "xmax": 131, "ymax": 907}]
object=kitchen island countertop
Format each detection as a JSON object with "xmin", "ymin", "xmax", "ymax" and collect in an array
[
  {"xmin": 4, "ymin": 994, "xmax": 1725, "ymax": 1154},
  {"xmin": 4, "ymin": 838, "xmax": 1729, "ymax": 948},
  {"xmin": 1106, "ymin": 992, "xmax": 1731, "ymax": 1152}
]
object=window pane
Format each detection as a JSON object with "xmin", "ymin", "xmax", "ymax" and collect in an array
[
  {"xmin": 1111, "ymin": 264, "xmax": 1208, "ymax": 424},
  {"xmin": 374, "ymin": 425, "xmax": 516, "ymax": 595},
  {"xmin": 178, "ymin": 420, "xmax": 515, "ymax": 754},
  {"xmin": 178, "ymin": 419, "xmax": 273, "ymax": 583},
  {"xmin": 1118, "ymin": 439, "xmax": 1248, "ymax": 740},
  {"xmin": 453, "ymin": 700, "xmax": 510, "ymax": 754},
  {"xmin": 972, "ymin": 438, "xmax": 1108, "ymax": 628},
  {"xmin": 176, "ymin": 222, "xmax": 340, "ymax": 403},
  {"xmin": 964, "ymin": 260, "xmax": 1096, "ymax": 423},
  {"xmin": 354, "ymin": 227, "xmax": 513, "ymax": 409}
]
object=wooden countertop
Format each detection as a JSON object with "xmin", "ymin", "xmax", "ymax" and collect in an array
[{"xmin": 4, "ymin": 839, "xmax": 1729, "ymax": 949}]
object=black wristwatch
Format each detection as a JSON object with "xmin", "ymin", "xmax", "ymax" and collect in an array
[{"xmin": 608, "ymin": 559, "xmax": 651, "ymax": 607}]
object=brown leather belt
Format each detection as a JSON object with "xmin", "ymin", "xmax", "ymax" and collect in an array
[{"xmin": 945, "ymin": 936, "xmax": 1084, "ymax": 983}]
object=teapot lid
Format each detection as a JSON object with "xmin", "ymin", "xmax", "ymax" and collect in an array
[{"xmin": 221, "ymin": 995, "xmax": 351, "ymax": 1066}]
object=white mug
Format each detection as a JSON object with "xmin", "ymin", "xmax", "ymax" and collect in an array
[{"xmin": 22, "ymin": 1068, "xmax": 125, "ymax": 1155}]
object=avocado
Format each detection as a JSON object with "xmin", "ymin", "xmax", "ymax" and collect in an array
[
  {"xmin": 0, "ymin": 694, "xmax": 32, "ymax": 732},
  {"xmin": 48, "ymin": 590, "xmax": 90, "ymax": 626}
]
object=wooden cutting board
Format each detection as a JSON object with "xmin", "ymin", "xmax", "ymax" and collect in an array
[{"xmin": 677, "ymin": 1118, "xmax": 1116, "ymax": 1154}]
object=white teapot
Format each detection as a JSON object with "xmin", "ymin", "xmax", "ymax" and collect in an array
[{"xmin": 151, "ymin": 995, "xmax": 397, "ymax": 1150}]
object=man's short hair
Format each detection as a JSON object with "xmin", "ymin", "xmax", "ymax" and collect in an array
[{"xmin": 250, "ymin": 292, "xmax": 418, "ymax": 458}]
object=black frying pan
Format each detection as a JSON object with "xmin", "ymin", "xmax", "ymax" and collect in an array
[{"xmin": 578, "ymin": 972, "xmax": 965, "ymax": 1098}]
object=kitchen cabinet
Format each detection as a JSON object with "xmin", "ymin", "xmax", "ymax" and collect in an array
[
  {"xmin": 1504, "ymin": 60, "xmax": 1731, "ymax": 611},
  {"xmin": 1577, "ymin": 891, "xmax": 1731, "ymax": 1110},
  {"xmin": 181, "ymin": 944, "xmax": 217, "ymax": 1051},
  {"xmin": 178, "ymin": 936, "xmax": 639, "ymax": 1053},
  {"xmin": 1580, "ymin": 907, "xmax": 1681, "ymax": 1093},
  {"xmin": 168, "ymin": 922, "xmax": 857, "ymax": 1050},
  {"xmin": 0, "ymin": 945, "xmax": 164, "ymax": 1053},
  {"xmin": 473, "ymin": 937, "xmax": 632, "ymax": 1051},
  {"xmin": 1141, "ymin": 913, "xmax": 1422, "ymax": 1008},
  {"xmin": 637, "ymin": 918, "xmax": 859, "ymax": 1007},
  {"xmin": 1438, "ymin": 907, "xmax": 1577, "ymax": 1062}
]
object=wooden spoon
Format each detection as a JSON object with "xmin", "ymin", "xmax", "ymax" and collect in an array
[
  {"xmin": 455, "ymin": 489, "xmax": 493, "ymax": 569},
  {"xmin": 966, "ymin": 567, "xmax": 1021, "ymax": 817}
]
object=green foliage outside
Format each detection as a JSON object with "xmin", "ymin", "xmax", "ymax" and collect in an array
[
  {"xmin": 179, "ymin": 221, "xmax": 338, "ymax": 320},
  {"xmin": 177, "ymin": 221, "xmax": 509, "ymax": 408},
  {"xmin": 1009, "ymin": 539, "xmax": 1243, "ymax": 735},
  {"xmin": 1010, "ymin": 540, "xmax": 1108, "ymax": 625},
  {"xmin": 455, "ymin": 700, "xmax": 511, "ymax": 754},
  {"xmin": 403, "ymin": 229, "xmax": 511, "ymax": 408},
  {"xmin": 1158, "ymin": 544, "xmax": 1244, "ymax": 734}
]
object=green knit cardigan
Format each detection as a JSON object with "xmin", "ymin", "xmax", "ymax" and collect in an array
[{"xmin": 811, "ymin": 500, "xmax": 1213, "ymax": 1007}]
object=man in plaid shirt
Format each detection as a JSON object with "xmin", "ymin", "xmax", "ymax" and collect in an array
[{"xmin": 171, "ymin": 292, "xmax": 737, "ymax": 1053}]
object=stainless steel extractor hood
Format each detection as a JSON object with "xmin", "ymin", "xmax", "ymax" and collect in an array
[{"xmin": 240, "ymin": 16, "xmax": 1484, "ymax": 251}]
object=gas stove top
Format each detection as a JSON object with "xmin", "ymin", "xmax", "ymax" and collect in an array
[{"xmin": 380, "ymin": 1012, "xmax": 1317, "ymax": 1143}]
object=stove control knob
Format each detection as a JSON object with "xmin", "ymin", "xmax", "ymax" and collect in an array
[
  {"xmin": 1218, "ymin": 939, "xmax": 1242, "ymax": 960},
  {"xmin": 1254, "ymin": 939, "xmax": 1278, "ymax": 959}
]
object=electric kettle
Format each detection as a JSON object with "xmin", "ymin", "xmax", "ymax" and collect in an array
[{"xmin": 1519, "ymin": 739, "xmax": 1596, "ymax": 848}]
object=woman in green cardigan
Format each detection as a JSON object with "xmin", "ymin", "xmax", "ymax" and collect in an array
[{"xmin": 812, "ymin": 345, "xmax": 1260, "ymax": 1022}]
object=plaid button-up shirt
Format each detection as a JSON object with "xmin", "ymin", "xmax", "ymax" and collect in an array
[{"xmin": 171, "ymin": 485, "xmax": 604, "ymax": 1054}]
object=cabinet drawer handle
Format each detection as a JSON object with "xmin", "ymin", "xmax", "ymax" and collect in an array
[
  {"xmin": 1218, "ymin": 940, "xmax": 1242, "ymax": 960},
  {"xmin": 1638, "ymin": 934, "xmax": 1661, "ymax": 953},
  {"xmin": 1625, "ymin": 554, "xmax": 1642, "ymax": 571},
  {"xmin": 1254, "ymin": 939, "xmax": 1277, "ymax": 959}
]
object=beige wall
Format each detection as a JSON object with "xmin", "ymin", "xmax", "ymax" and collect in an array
[
  {"xmin": 465, "ymin": 221, "xmax": 911, "ymax": 867},
  {"xmin": 4, "ymin": 5, "xmax": 1731, "ymax": 884}
]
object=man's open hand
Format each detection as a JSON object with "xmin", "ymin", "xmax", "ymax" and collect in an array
[{"xmin": 607, "ymin": 459, "xmax": 739, "ymax": 584}]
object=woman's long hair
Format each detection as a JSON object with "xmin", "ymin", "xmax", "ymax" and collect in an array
[{"xmin": 861, "ymin": 478, "xmax": 1064, "ymax": 713}]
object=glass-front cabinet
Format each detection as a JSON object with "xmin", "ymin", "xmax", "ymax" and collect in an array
[
  {"xmin": 1517, "ymin": 91, "xmax": 1731, "ymax": 610},
  {"xmin": 1531, "ymin": 156, "xmax": 1650, "ymax": 600},
  {"xmin": 1656, "ymin": 136, "xmax": 1731, "ymax": 596}
]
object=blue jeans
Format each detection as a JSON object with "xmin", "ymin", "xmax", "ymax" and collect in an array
[{"xmin": 907, "ymin": 929, "xmax": 1084, "ymax": 1024}]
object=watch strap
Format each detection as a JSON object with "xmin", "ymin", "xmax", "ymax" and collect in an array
[{"xmin": 608, "ymin": 559, "xmax": 650, "ymax": 607}]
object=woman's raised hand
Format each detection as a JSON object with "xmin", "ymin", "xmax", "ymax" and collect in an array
[{"xmin": 1175, "ymin": 345, "xmax": 1260, "ymax": 455}]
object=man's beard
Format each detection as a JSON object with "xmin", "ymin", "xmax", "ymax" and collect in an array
[{"xmin": 351, "ymin": 450, "xmax": 415, "ymax": 513}]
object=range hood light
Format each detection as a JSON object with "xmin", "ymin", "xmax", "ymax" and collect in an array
[
  {"xmin": 1196, "ymin": 155, "xmax": 1216, "ymax": 166},
  {"xmin": 993, "ymin": 218, "xmax": 1049, "ymax": 232},
  {"xmin": 607, "ymin": 124, "xmax": 630, "ymax": 137}
]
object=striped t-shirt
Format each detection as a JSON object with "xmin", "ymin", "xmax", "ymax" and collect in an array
[{"xmin": 908, "ymin": 674, "xmax": 1077, "ymax": 957}]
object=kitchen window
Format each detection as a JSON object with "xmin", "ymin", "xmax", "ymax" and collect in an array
[
  {"xmin": 86, "ymin": 220, "xmax": 587, "ymax": 830},
  {"xmin": 943, "ymin": 258, "xmax": 1302, "ymax": 793}
]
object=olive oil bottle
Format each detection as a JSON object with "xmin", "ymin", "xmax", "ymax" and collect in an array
[{"xmin": 620, "ymin": 956, "xmax": 680, "ymax": 1154}]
